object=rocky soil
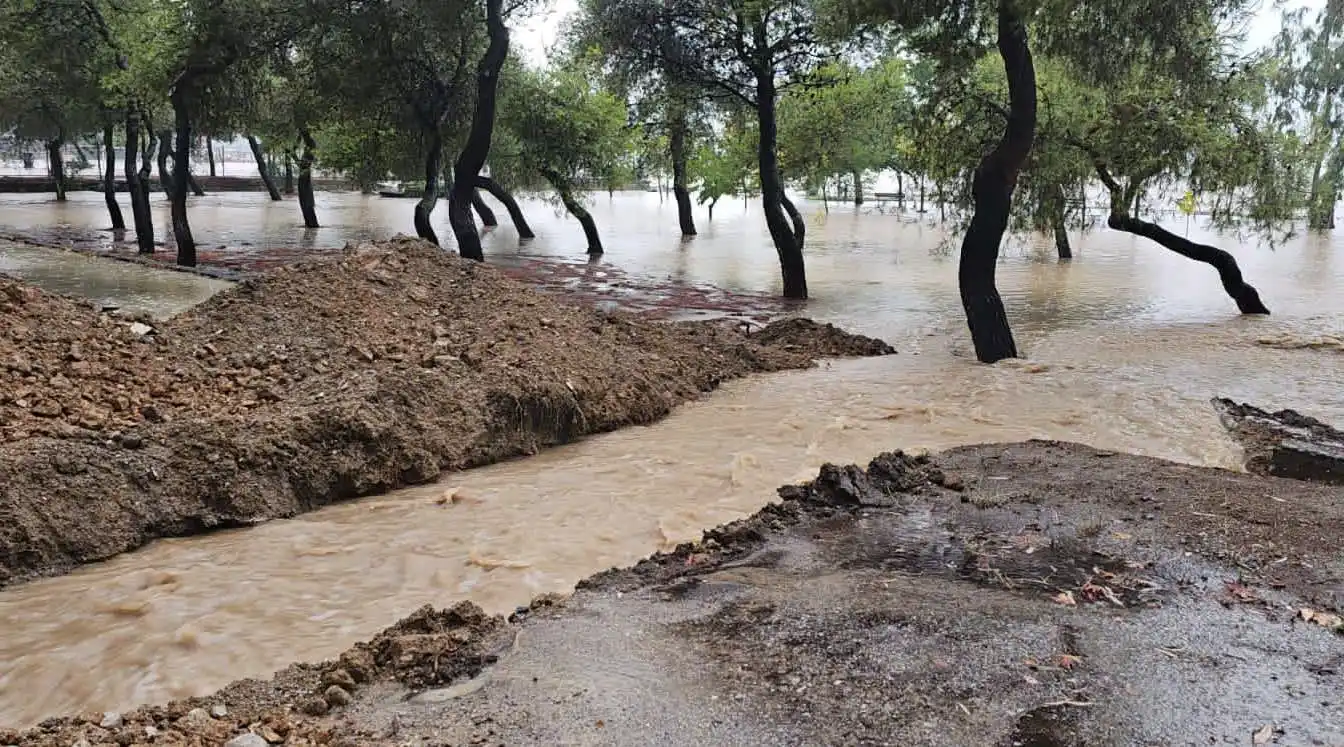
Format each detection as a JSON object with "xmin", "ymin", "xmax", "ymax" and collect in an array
[
  {"xmin": 1214, "ymin": 398, "xmax": 1344, "ymax": 485},
  {"xmin": 0, "ymin": 237, "xmax": 893, "ymax": 586},
  {"xmin": 6, "ymin": 440, "xmax": 1341, "ymax": 746}
]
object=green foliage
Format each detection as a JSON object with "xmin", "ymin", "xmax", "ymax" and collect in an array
[{"xmin": 691, "ymin": 112, "xmax": 759, "ymax": 210}]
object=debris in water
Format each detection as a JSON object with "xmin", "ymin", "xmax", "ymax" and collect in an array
[{"xmin": 466, "ymin": 551, "xmax": 532, "ymax": 571}]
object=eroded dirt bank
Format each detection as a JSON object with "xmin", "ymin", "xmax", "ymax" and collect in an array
[
  {"xmin": 0, "ymin": 237, "xmax": 893, "ymax": 587},
  {"xmin": 6, "ymin": 441, "xmax": 1341, "ymax": 746}
]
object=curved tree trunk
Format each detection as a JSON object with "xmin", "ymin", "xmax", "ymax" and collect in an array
[
  {"xmin": 413, "ymin": 128, "xmax": 443, "ymax": 245},
  {"xmin": 125, "ymin": 110, "xmax": 154, "ymax": 253},
  {"xmin": 157, "ymin": 130, "xmax": 173, "ymax": 196},
  {"xmin": 780, "ymin": 192, "xmax": 805, "ymax": 250},
  {"xmin": 246, "ymin": 135, "xmax": 283, "ymax": 201},
  {"xmin": 447, "ymin": 0, "xmax": 508, "ymax": 262},
  {"xmin": 471, "ymin": 191, "xmax": 497, "ymax": 227},
  {"xmin": 297, "ymin": 128, "xmax": 319, "ymax": 228},
  {"xmin": 543, "ymin": 169, "xmax": 603, "ymax": 255},
  {"xmin": 103, "ymin": 123, "xmax": 125, "ymax": 231},
  {"xmin": 206, "ymin": 135, "xmax": 216, "ymax": 177},
  {"xmin": 754, "ymin": 54, "xmax": 806, "ymax": 299},
  {"xmin": 1052, "ymin": 183, "xmax": 1071, "ymax": 260},
  {"xmin": 169, "ymin": 89, "xmax": 197, "ymax": 266},
  {"xmin": 1108, "ymin": 215, "xmax": 1269, "ymax": 314},
  {"xmin": 474, "ymin": 175, "xmax": 534, "ymax": 239},
  {"xmin": 959, "ymin": 0, "xmax": 1036, "ymax": 364},
  {"xmin": 669, "ymin": 110, "xmax": 697, "ymax": 236},
  {"xmin": 47, "ymin": 139, "xmax": 67, "ymax": 202}
]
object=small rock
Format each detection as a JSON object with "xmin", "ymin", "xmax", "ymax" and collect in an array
[
  {"xmin": 100, "ymin": 711, "xmax": 124, "ymax": 728},
  {"xmin": 297, "ymin": 696, "xmax": 328, "ymax": 716},
  {"xmin": 210, "ymin": 703, "xmax": 228, "ymax": 718},
  {"xmin": 223, "ymin": 734, "xmax": 269, "ymax": 747},
  {"xmin": 258, "ymin": 726, "xmax": 283, "ymax": 744},
  {"xmin": 182, "ymin": 707, "xmax": 211, "ymax": 726},
  {"xmin": 144, "ymin": 725, "xmax": 159, "ymax": 738},
  {"xmin": 71, "ymin": 738, "xmax": 92, "ymax": 747},
  {"xmin": 321, "ymin": 668, "xmax": 357, "ymax": 691},
  {"xmin": 128, "ymin": 322, "xmax": 154, "ymax": 336},
  {"xmin": 324, "ymin": 684, "xmax": 353, "ymax": 707}
]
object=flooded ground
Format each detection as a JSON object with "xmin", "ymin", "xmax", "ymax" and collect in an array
[{"xmin": 1, "ymin": 190, "xmax": 1342, "ymax": 726}]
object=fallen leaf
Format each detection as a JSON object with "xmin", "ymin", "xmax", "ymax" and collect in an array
[
  {"xmin": 1224, "ymin": 581, "xmax": 1259, "ymax": 603},
  {"xmin": 1052, "ymin": 591, "xmax": 1077, "ymax": 606},
  {"xmin": 1055, "ymin": 654, "xmax": 1083, "ymax": 670},
  {"xmin": 1252, "ymin": 723, "xmax": 1275, "ymax": 744},
  {"xmin": 1299, "ymin": 608, "xmax": 1344, "ymax": 632}
]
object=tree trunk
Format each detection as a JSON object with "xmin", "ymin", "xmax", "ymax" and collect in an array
[
  {"xmin": 125, "ymin": 110, "xmax": 154, "ymax": 253},
  {"xmin": 1108, "ymin": 215, "xmax": 1268, "ymax": 313},
  {"xmin": 853, "ymin": 170, "xmax": 863, "ymax": 206},
  {"xmin": 157, "ymin": 130, "xmax": 173, "ymax": 196},
  {"xmin": 754, "ymin": 53, "xmax": 807, "ymax": 299},
  {"xmin": 206, "ymin": 135, "xmax": 216, "ymax": 177},
  {"xmin": 283, "ymin": 156, "xmax": 294, "ymax": 194},
  {"xmin": 447, "ymin": 0, "xmax": 509, "ymax": 262},
  {"xmin": 708, "ymin": 197, "xmax": 717, "ymax": 222},
  {"xmin": 1052, "ymin": 183, "xmax": 1071, "ymax": 260},
  {"xmin": 414, "ymin": 128, "xmax": 443, "ymax": 245},
  {"xmin": 297, "ymin": 129, "xmax": 319, "ymax": 228},
  {"xmin": 247, "ymin": 136, "xmax": 283, "ymax": 201},
  {"xmin": 102, "ymin": 124, "xmax": 125, "ymax": 230},
  {"xmin": 543, "ymin": 170, "xmax": 603, "ymax": 255},
  {"xmin": 959, "ymin": 0, "xmax": 1035, "ymax": 364},
  {"xmin": 47, "ymin": 139, "xmax": 67, "ymax": 201},
  {"xmin": 475, "ymin": 176, "xmax": 534, "ymax": 239},
  {"xmin": 188, "ymin": 171, "xmax": 205, "ymax": 196},
  {"xmin": 471, "ymin": 191, "xmax": 497, "ymax": 226},
  {"xmin": 169, "ymin": 89, "xmax": 197, "ymax": 266},
  {"xmin": 669, "ymin": 110, "xmax": 697, "ymax": 236}
]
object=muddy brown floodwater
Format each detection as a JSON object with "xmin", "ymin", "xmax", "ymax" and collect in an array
[{"xmin": 1, "ymin": 191, "xmax": 1343, "ymax": 727}]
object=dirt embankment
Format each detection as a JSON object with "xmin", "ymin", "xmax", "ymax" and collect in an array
[
  {"xmin": 0, "ymin": 237, "xmax": 893, "ymax": 587},
  {"xmin": 6, "ymin": 441, "xmax": 1341, "ymax": 746}
]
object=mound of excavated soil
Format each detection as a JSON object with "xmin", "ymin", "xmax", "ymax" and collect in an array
[{"xmin": 0, "ymin": 238, "xmax": 893, "ymax": 586}]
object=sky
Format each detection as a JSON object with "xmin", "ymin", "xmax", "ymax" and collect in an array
[{"xmin": 512, "ymin": 0, "xmax": 1327, "ymax": 67}]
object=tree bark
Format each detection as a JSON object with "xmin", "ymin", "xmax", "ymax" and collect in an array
[
  {"xmin": 297, "ymin": 128, "xmax": 319, "ymax": 228},
  {"xmin": 206, "ymin": 135, "xmax": 216, "ymax": 177},
  {"xmin": 413, "ymin": 128, "xmax": 443, "ymax": 244},
  {"xmin": 188, "ymin": 171, "xmax": 205, "ymax": 196},
  {"xmin": 247, "ymin": 135, "xmax": 283, "ymax": 201},
  {"xmin": 156, "ymin": 130, "xmax": 173, "ymax": 196},
  {"xmin": 283, "ymin": 156, "xmax": 295, "ymax": 194},
  {"xmin": 754, "ymin": 54, "xmax": 806, "ymax": 299},
  {"xmin": 853, "ymin": 170, "xmax": 864, "ymax": 206},
  {"xmin": 543, "ymin": 169, "xmax": 603, "ymax": 255},
  {"xmin": 669, "ymin": 110, "xmax": 697, "ymax": 236},
  {"xmin": 47, "ymin": 139, "xmax": 67, "ymax": 201},
  {"xmin": 102, "ymin": 123, "xmax": 125, "ymax": 230},
  {"xmin": 125, "ymin": 110, "xmax": 154, "ymax": 253},
  {"xmin": 447, "ymin": 0, "xmax": 509, "ymax": 262},
  {"xmin": 169, "ymin": 88, "xmax": 197, "ymax": 266},
  {"xmin": 474, "ymin": 175, "xmax": 534, "ymax": 238},
  {"xmin": 1051, "ymin": 183, "xmax": 1071, "ymax": 260},
  {"xmin": 471, "ymin": 191, "xmax": 497, "ymax": 226},
  {"xmin": 958, "ymin": 0, "xmax": 1035, "ymax": 364},
  {"xmin": 1108, "ymin": 215, "xmax": 1269, "ymax": 314}
]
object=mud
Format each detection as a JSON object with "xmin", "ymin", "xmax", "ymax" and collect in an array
[
  {"xmin": 0, "ymin": 237, "xmax": 893, "ymax": 586},
  {"xmin": 6, "ymin": 441, "xmax": 1340, "ymax": 746}
]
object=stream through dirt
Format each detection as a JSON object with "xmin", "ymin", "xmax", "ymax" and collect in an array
[{"xmin": 1, "ymin": 191, "xmax": 1342, "ymax": 726}]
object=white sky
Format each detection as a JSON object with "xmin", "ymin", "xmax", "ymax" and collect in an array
[{"xmin": 512, "ymin": 0, "xmax": 1325, "ymax": 67}]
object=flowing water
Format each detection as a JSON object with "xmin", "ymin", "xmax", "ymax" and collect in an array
[{"xmin": 1, "ymin": 190, "xmax": 1342, "ymax": 726}]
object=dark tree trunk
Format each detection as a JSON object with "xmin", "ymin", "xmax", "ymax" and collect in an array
[
  {"xmin": 669, "ymin": 112, "xmax": 697, "ymax": 236},
  {"xmin": 188, "ymin": 171, "xmax": 205, "ymax": 196},
  {"xmin": 156, "ymin": 130, "xmax": 173, "ymax": 196},
  {"xmin": 471, "ymin": 191, "xmax": 497, "ymax": 226},
  {"xmin": 102, "ymin": 124, "xmax": 125, "ymax": 230},
  {"xmin": 125, "ymin": 110, "xmax": 154, "ymax": 253},
  {"xmin": 475, "ymin": 175, "xmax": 534, "ymax": 238},
  {"xmin": 247, "ymin": 136, "xmax": 283, "ymax": 201},
  {"xmin": 297, "ymin": 128, "xmax": 319, "ymax": 228},
  {"xmin": 708, "ymin": 197, "xmax": 718, "ymax": 222},
  {"xmin": 853, "ymin": 170, "xmax": 863, "ymax": 206},
  {"xmin": 1052, "ymin": 183, "xmax": 1071, "ymax": 260},
  {"xmin": 283, "ymin": 156, "xmax": 294, "ymax": 194},
  {"xmin": 780, "ymin": 192, "xmax": 805, "ymax": 249},
  {"xmin": 447, "ymin": 0, "xmax": 509, "ymax": 262},
  {"xmin": 206, "ymin": 135, "xmax": 216, "ymax": 177},
  {"xmin": 754, "ymin": 55, "xmax": 806, "ymax": 299},
  {"xmin": 414, "ymin": 128, "xmax": 443, "ymax": 245},
  {"xmin": 1108, "ymin": 215, "xmax": 1269, "ymax": 314},
  {"xmin": 169, "ymin": 89, "xmax": 197, "ymax": 266},
  {"xmin": 47, "ymin": 139, "xmax": 67, "ymax": 201},
  {"xmin": 543, "ymin": 169, "xmax": 603, "ymax": 255},
  {"xmin": 958, "ymin": 0, "xmax": 1036, "ymax": 364}
]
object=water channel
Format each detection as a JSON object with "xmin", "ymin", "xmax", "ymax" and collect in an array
[{"xmin": 1, "ymin": 190, "xmax": 1341, "ymax": 726}]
